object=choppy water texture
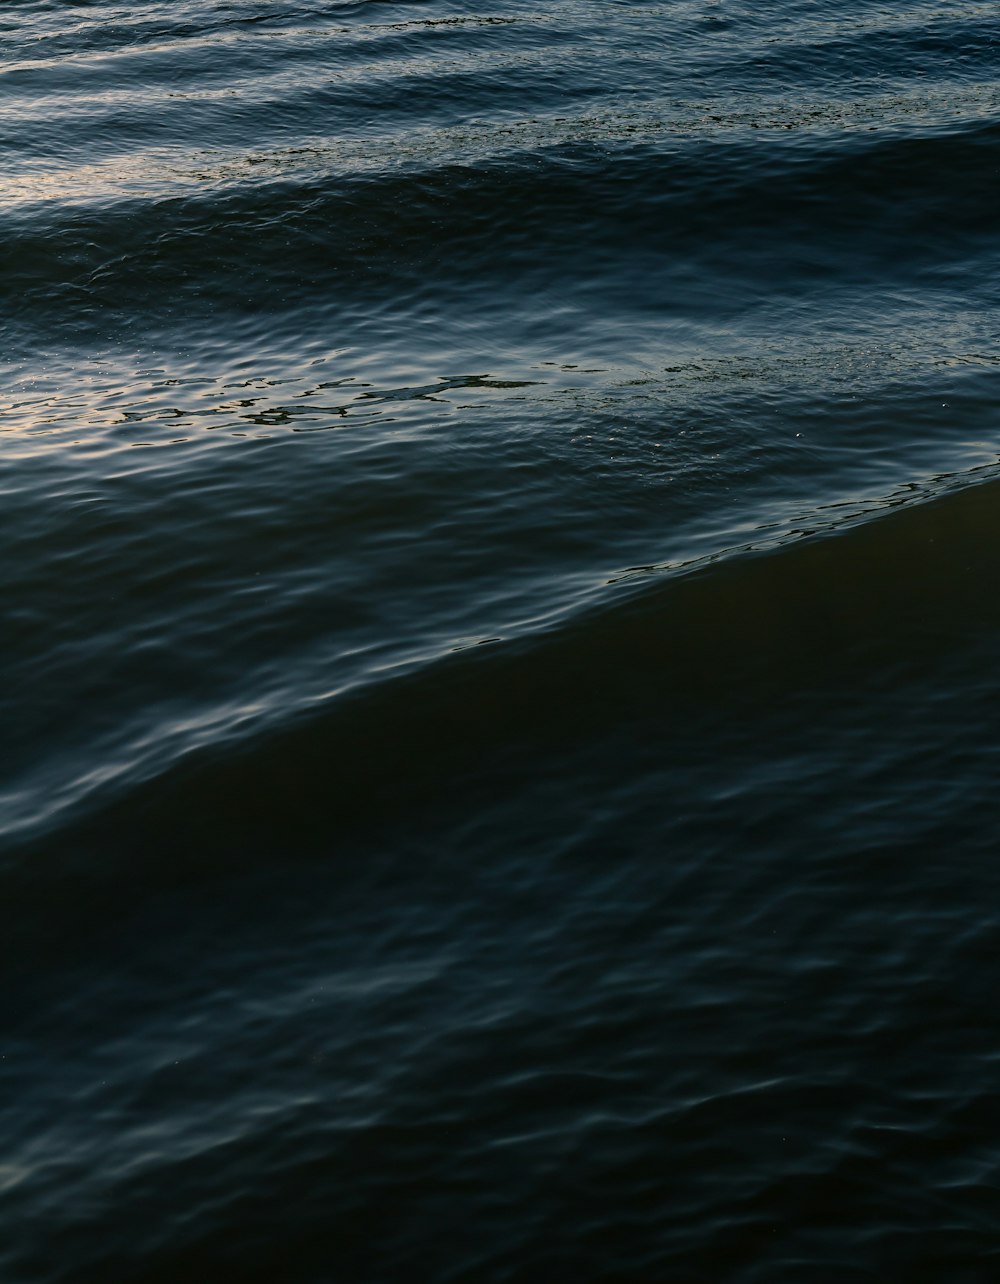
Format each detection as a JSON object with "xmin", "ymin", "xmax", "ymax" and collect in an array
[{"xmin": 4, "ymin": 1, "xmax": 1000, "ymax": 1279}]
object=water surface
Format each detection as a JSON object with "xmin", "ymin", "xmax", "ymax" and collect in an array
[{"xmin": 3, "ymin": 2, "xmax": 1000, "ymax": 1279}]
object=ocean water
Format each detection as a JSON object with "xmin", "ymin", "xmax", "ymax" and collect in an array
[{"xmin": 3, "ymin": 1, "xmax": 1000, "ymax": 1279}]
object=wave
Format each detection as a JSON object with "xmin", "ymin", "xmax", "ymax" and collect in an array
[
  {"xmin": 4, "ymin": 116, "xmax": 999, "ymax": 354},
  {"xmin": 7, "ymin": 459, "xmax": 1000, "ymax": 887}
]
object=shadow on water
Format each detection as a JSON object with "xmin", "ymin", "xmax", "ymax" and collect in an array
[{"xmin": 14, "ymin": 465, "xmax": 1000, "ymax": 895}]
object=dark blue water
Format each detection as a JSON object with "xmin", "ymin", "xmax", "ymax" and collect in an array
[{"xmin": 4, "ymin": 1, "xmax": 1000, "ymax": 1279}]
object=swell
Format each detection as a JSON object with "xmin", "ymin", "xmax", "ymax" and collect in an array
[
  {"xmin": 5, "ymin": 0, "xmax": 995, "ymax": 162},
  {"xmin": 8, "ymin": 464, "xmax": 1000, "ymax": 891},
  {"xmin": 4, "ymin": 119, "xmax": 999, "ymax": 344}
]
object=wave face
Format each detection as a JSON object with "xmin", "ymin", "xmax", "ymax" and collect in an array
[{"xmin": 3, "ymin": 2, "xmax": 1000, "ymax": 1280}]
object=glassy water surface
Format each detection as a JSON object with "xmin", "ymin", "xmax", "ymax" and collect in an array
[{"xmin": 3, "ymin": 1, "xmax": 1000, "ymax": 1279}]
